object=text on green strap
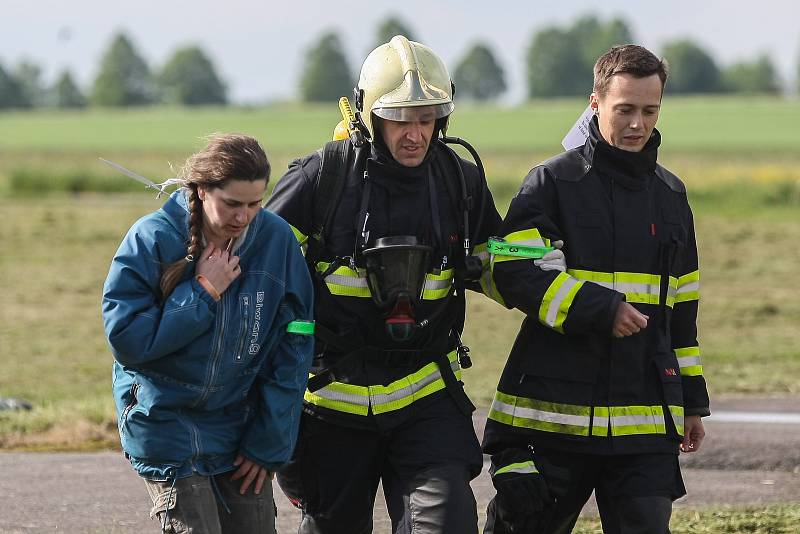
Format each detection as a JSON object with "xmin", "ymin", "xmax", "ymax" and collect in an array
[{"xmin": 488, "ymin": 238, "xmax": 554, "ymax": 259}]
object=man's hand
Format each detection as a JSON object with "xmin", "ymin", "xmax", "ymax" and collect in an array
[
  {"xmin": 196, "ymin": 243, "xmax": 241, "ymax": 295},
  {"xmin": 230, "ymin": 454, "xmax": 273, "ymax": 495},
  {"xmin": 680, "ymin": 415, "xmax": 706, "ymax": 453},
  {"xmin": 611, "ymin": 302, "xmax": 649, "ymax": 338}
]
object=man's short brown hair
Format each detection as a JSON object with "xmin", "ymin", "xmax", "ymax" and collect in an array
[{"xmin": 593, "ymin": 44, "xmax": 668, "ymax": 96}]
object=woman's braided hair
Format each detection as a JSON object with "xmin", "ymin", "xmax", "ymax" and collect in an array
[{"xmin": 159, "ymin": 134, "xmax": 270, "ymax": 299}]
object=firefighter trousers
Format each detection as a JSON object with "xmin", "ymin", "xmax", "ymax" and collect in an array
[
  {"xmin": 484, "ymin": 451, "xmax": 685, "ymax": 534},
  {"xmin": 277, "ymin": 394, "xmax": 483, "ymax": 534}
]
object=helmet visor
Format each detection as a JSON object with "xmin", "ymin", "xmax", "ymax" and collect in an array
[{"xmin": 372, "ymin": 103, "xmax": 454, "ymax": 123}]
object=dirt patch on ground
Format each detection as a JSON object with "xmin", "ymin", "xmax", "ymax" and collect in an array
[{"xmin": 0, "ymin": 420, "xmax": 118, "ymax": 452}]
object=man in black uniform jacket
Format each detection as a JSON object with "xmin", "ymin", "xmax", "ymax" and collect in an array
[
  {"xmin": 267, "ymin": 35, "xmax": 502, "ymax": 534},
  {"xmin": 482, "ymin": 45, "xmax": 710, "ymax": 534}
]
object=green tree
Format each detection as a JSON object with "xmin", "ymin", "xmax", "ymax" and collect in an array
[
  {"xmin": 299, "ymin": 32, "xmax": 353, "ymax": 103},
  {"xmin": 158, "ymin": 46, "xmax": 227, "ymax": 106},
  {"xmin": 453, "ymin": 42, "xmax": 506, "ymax": 101},
  {"xmin": 374, "ymin": 15, "xmax": 416, "ymax": 48},
  {"xmin": 723, "ymin": 55, "xmax": 781, "ymax": 94},
  {"xmin": 0, "ymin": 63, "xmax": 26, "ymax": 109},
  {"xmin": 661, "ymin": 39, "xmax": 723, "ymax": 94},
  {"xmin": 52, "ymin": 70, "xmax": 86, "ymax": 108},
  {"xmin": 527, "ymin": 27, "xmax": 586, "ymax": 97},
  {"xmin": 13, "ymin": 60, "xmax": 44, "ymax": 108},
  {"xmin": 91, "ymin": 32, "xmax": 155, "ymax": 106},
  {"xmin": 526, "ymin": 15, "xmax": 635, "ymax": 98}
]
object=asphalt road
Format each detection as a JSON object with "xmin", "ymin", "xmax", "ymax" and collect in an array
[{"xmin": 1, "ymin": 396, "xmax": 799, "ymax": 534}]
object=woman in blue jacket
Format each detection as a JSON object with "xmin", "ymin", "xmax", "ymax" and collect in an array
[{"xmin": 102, "ymin": 134, "xmax": 314, "ymax": 533}]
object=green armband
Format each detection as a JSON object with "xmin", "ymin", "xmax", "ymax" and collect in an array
[
  {"xmin": 488, "ymin": 237, "xmax": 554, "ymax": 259},
  {"xmin": 286, "ymin": 320, "xmax": 315, "ymax": 335}
]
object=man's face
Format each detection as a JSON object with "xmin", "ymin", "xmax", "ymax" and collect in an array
[
  {"xmin": 590, "ymin": 73, "xmax": 663, "ymax": 152},
  {"xmin": 375, "ymin": 106, "xmax": 437, "ymax": 167}
]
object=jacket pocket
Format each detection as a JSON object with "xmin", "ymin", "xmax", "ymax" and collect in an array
[
  {"xmin": 517, "ymin": 336, "xmax": 599, "ymax": 408},
  {"xmin": 234, "ymin": 293, "xmax": 253, "ymax": 363}
]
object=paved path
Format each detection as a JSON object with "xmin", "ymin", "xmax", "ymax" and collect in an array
[{"xmin": 1, "ymin": 397, "xmax": 799, "ymax": 533}]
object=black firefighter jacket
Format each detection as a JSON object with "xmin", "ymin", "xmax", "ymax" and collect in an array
[
  {"xmin": 483, "ymin": 118, "xmax": 709, "ymax": 456},
  {"xmin": 266, "ymin": 137, "xmax": 502, "ymax": 429}
]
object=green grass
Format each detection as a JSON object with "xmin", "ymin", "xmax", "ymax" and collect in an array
[
  {"xmin": 574, "ymin": 505, "xmax": 800, "ymax": 533},
  {"xmin": 0, "ymin": 98, "xmax": 798, "ymax": 449}
]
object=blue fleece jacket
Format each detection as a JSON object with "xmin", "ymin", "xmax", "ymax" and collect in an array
[{"xmin": 102, "ymin": 189, "xmax": 314, "ymax": 480}]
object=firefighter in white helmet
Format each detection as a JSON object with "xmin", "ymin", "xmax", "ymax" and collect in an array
[{"xmin": 267, "ymin": 36, "xmax": 504, "ymax": 533}]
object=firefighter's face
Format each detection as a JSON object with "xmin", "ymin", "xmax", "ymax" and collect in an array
[
  {"xmin": 375, "ymin": 107, "xmax": 436, "ymax": 167},
  {"xmin": 590, "ymin": 73, "xmax": 662, "ymax": 152}
]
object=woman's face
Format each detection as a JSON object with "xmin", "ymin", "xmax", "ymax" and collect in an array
[{"xmin": 197, "ymin": 178, "xmax": 267, "ymax": 243}]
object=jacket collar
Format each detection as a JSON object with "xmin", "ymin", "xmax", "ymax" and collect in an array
[
  {"xmin": 583, "ymin": 116, "xmax": 660, "ymax": 190},
  {"xmin": 367, "ymin": 135, "xmax": 439, "ymax": 193}
]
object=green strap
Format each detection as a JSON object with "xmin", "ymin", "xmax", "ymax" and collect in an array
[
  {"xmin": 488, "ymin": 237, "xmax": 553, "ymax": 259},
  {"xmin": 286, "ymin": 320, "xmax": 315, "ymax": 335}
]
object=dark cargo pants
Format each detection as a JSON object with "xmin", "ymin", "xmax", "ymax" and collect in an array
[
  {"xmin": 484, "ymin": 451, "xmax": 685, "ymax": 534},
  {"xmin": 277, "ymin": 394, "xmax": 483, "ymax": 534}
]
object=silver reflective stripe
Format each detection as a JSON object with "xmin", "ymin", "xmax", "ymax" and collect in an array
[
  {"xmin": 676, "ymin": 281, "xmax": 699, "ymax": 295},
  {"xmin": 312, "ymin": 387, "xmax": 369, "ymax": 407},
  {"xmin": 614, "ymin": 281, "xmax": 659, "ymax": 296},
  {"xmin": 544, "ymin": 277, "xmax": 580, "ymax": 327},
  {"xmin": 324, "ymin": 273, "xmax": 369, "ymax": 288},
  {"xmin": 611, "ymin": 413, "xmax": 665, "ymax": 427},
  {"xmin": 678, "ymin": 356, "xmax": 702, "ymax": 368},
  {"xmin": 496, "ymin": 462, "xmax": 538, "ymax": 476},
  {"xmin": 423, "ymin": 278, "xmax": 451, "ymax": 291},
  {"xmin": 370, "ymin": 360, "xmax": 458, "ymax": 407},
  {"xmin": 491, "ymin": 399, "xmax": 592, "ymax": 429}
]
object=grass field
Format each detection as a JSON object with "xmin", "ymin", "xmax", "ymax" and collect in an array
[
  {"xmin": 0, "ymin": 98, "xmax": 799, "ymax": 451},
  {"xmin": 573, "ymin": 504, "xmax": 800, "ymax": 533}
]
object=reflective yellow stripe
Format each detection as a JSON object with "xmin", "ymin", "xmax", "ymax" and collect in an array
[
  {"xmin": 567, "ymin": 269, "xmax": 679, "ymax": 307},
  {"xmin": 304, "ymin": 351, "xmax": 460, "ymax": 416},
  {"xmin": 539, "ymin": 272, "xmax": 584, "ymax": 333},
  {"xmin": 495, "ymin": 461, "xmax": 538, "ymax": 476},
  {"xmin": 675, "ymin": 270, "xmax": 700, "ymax": 303},
  {"xmin": 489, "ymin": 391, "xmax": 680, "ymax": 437},
  {"xmin": 421, "ymin": 269, "xmax": 454, "ymax": 300},
  {"xmin": 315, "ymin": 262, "xmax": 452, "ymax": 300},
  {"xmin": 675, "ymin": 346, "xmax": 703, "ymax": 377},
  {"xmin": 303, "ymin": 378, "xmax": 370, "ymax": 416},
  {"xmin": 289, "ymin": 224, "xmax": 308, "ymax": 245},
  {"xmin": 492, "ymin": 228, "xmax": 551, "ymax": 264},
  {"xmin": 670, "ymin": 405, "xmax": 685, "ymax": 435},
  {"xmin": 316, "ymin": 262, "xmax": 371, "ymax": 297},
  {"xmin": 475, "ymin": 242, "xmax": 506, "ymax": 306}
]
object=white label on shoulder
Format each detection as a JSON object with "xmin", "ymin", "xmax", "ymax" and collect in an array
[{"xmin": 561, "ymin": 105, "xmax": 595, "ymax": 151}]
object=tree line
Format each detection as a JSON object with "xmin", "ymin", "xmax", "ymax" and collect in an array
[{"xmin": 1, "ymin": 14, "xmax": 796, "ymax": 110}]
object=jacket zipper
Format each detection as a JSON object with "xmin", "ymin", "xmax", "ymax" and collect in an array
[
  {"xmin": 194, "ymin": 291, "xmax": 227, "ymax": 407},
  {"xmin": 235, "ymin": 295, "xmax": 250, "ymax": 362},
  {"xmin": 607, "ymin": 176, "xmax": 616, "ymax": 444}
]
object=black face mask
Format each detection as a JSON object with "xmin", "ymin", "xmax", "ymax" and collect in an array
[{"xmin": 363, "ymin": 236, "xmax": 432, "ymax": 342}]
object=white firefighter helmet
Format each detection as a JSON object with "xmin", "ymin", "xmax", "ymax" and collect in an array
[{"xmin": 356, "ymin": 35, "xmax": 454, "ymax": 139}]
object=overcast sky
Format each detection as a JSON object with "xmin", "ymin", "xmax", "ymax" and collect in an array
[{"xmin": 2, "ymin": 0, "xmax": 798, "ymax": 104}]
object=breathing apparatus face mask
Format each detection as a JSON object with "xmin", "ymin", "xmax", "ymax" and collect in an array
[{"xmin": 363, "ymin": 236, "xmax": 432, "ymax": 342}]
